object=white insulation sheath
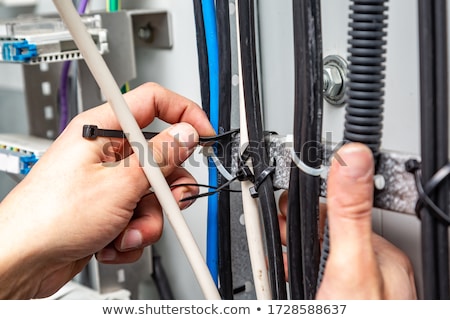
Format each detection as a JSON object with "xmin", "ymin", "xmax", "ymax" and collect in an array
[
  {"xmin": 235, "ymin": 0, "xmax": 272, "ymax": 300},
  {"xmin": 52, "ymin": 0, "xmax": 220, "ymax": 300}
]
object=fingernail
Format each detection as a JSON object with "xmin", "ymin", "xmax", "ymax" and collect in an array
[
  {"xmin": 97, "ymin": 248, "xmax": 117, "ymax": 262},
  {"xmin": 120, "ymin": 229, "xmax": 143, "ymax": 250},
  {"xmin": 333, "ymin": 144, "xmax": 373, "ymax": 178},
  {"xmin": 179, "ymin": 191, "xmax": 195, "ymax": 210},
  {"xmin": 169, "ymin": 123, "xmax": 198, "ymax": 149}
]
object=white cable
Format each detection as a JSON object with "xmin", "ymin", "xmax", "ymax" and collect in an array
[
  {"xmin": 235, "ymin": 0, "xmax": 272, "ymax": 300},
  {"xmin": 52, "ymin": 0, "xmax": 220, "ymax": 300}
]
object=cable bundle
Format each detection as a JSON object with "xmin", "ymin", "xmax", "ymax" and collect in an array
[
  {"xmin": 417, "ymin": 0, "xmax": 450, "ymax": 300},
  {"xmin": 237, "ymin": 0, "xmax": 287, "ymax": 300},
  {"xmin": 193, "ymin": 0, "xmax": 234, "ymax": 299},
  {"xmin": 288, "ymin": 0, "xmax": 323, "ymax": 300}
]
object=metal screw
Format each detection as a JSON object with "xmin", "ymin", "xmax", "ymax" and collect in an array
[
  {"xmin": 323, "ymin": 55, "xmax": 348, "ymax": 106},
  {"xmin": 323, "ymin": 65, "xmax": 343, "ymax": 99},
  {"xmin": 138, "ymin": 25, "xmax": 153, "ymax": 42}
]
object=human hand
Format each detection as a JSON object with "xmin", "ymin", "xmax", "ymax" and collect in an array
[
  {"xmin": 0, "ymin": 82, "xmax": 215, "ymax": 299},
  {"xmin": 278, "ymin": 143, "xmax": 417, "ymax": 299}
]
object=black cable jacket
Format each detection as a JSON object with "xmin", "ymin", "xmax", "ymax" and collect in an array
[
  {"xmin": 344, "ymin": 0, "xmax": 389, "ymax": 162},
  {"xmin": 418, "ymin": 0, "xmax": 440, "ymax": 300},
  {"xmin": 152, "ymin": 251, "xmax": 175, "ymax": 300},
  {"xmin": 289, "ymin": 0, "xmax": 323, "ymax": 300},
  {"xmin": 216, "ymin": 0, "xmax": 234, "ymax": 300},
  {"xmin": 432, "ymin": 0, "xmax": 450, "ymax": 299},
  {"xmin": 193, "ymin": 0, "xmax": 210, "ymax": 117},
  {"xmin": 238, "ymin": 0, "xmax": 287, "ymax": 300},
  {"xmin": 317, "ymin": 220, "xmax": 329, "ymax": 286}
]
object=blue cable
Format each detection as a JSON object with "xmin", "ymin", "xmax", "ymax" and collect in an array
[{"xmin": 202, "ymin": 0, "xmax": 220, "ymax": 286}]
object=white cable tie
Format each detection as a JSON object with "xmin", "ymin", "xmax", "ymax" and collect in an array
[
  {"xmin": 208, "ymin": 147, "xmax": 234, "ymax": 181},
  {"xmin": 290, "ymin": 147, "xmax": 325, "ymax": 177}
]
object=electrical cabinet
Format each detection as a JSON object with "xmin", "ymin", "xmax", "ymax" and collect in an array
[{"xmin": 0, "ymin": 0, "xmax": 448, "ymax": 300}]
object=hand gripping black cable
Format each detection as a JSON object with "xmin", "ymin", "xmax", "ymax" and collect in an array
[
  {"xmin": 418, "ymin": 0, "xmax": 450, "ymax": 300},
  {"xmin": 318, "ymin": 0, "xmax": 389, "ymax": 292},
  {"xmin": 288, "ymin": 0, "xmax": 324, "ymax": 300},
  {"xmin": 216, "ymin": 0, "xmax": 234, "ymax": 300},
  {"xmin": 237, "ymin": 0, "xmax": 287, "ymax": 300}
]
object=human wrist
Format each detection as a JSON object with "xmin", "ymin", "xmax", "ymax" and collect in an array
[{"xmin": 0, "ymin": 202, "xmax": 53, "ymax": 299}]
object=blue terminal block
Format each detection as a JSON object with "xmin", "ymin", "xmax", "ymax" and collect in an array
[
  {"xmin": 1, "ymin": 40, "xmax": 38, "ymax": 62},
  {"xmin": 19, "ymin": 154, "xmax": 38, "ymax": 175}
]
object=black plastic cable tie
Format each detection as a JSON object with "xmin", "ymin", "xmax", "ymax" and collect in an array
[
  {"xmin": 82, "ymin": 124, "xmax": 157, "ymax": 140},
  {"xmin": 405, "ymin": 158, "xmax": 450, "ymax": 226},
  {"xmin": 249, "ymin": 166, "xmax": 276, "ymax": 198},
  {"xmin": 235, "ymin": 165, "xmax": 254, "ymax": 183},
  {"xmin": 82, "ymin": 124, "xmax": 239, "ymax": 145}
]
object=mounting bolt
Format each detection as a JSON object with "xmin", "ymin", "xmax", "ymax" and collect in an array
[
  {"xmin": 374, "ymin": 174, "xmax": 386, "ymax": 191},
  {"xmin": 323, "ymin": 55, "xmax": 348, "ymax": 106},
  {"xmin": 138, "ymin": 24, "xmax": 153, "ymax": 42}
]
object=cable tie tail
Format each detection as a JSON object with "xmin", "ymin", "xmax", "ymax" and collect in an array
[
  {"xmin": 406, "ymin": 159, "xmax": 450, "ymax": 226},
  {"xmin": 249, "ymin": 166, "xmax": 276, "ymax": 198}
]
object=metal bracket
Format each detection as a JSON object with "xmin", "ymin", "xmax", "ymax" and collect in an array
[
  {"xmin": 231, "ymin": 134, "xmax": 421, "ymax": 216},
  {"xmin": 128, "ymin": 10, "xmax": 173, "ymax": 49},
  {"xmin": 22, "ymin": 63, "xmax": 62, "ymax": 139},
  {"xmin": 23, "ymin": 10, "xmax": 173, "ymax": 138}
]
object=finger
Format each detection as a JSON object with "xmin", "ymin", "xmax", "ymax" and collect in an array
[
  {"xmin": 112, "ymin": 167, "xmax": 199, "ymax": 253},
  {"xmin": 278, "ymin": 190, "xmax": 288, "ymax": 217},
  {"xmin": 278, "ymin": 214, "xmax": 287, "ymax": 246},
  {"xmin": 326, "ymin": 143, "xmax": 375, "ymax": 256},
  {"xmin": 103, "ymin": 122, "xmax": 200, "ymax": 195},
  {"xmin": 114, "ymin": 193, "xmax": 163, "ymax": 252},
  {"xmin": 77, "ymin": 82, "xmax": 215, "ymax": 137},
  {"xmin": 64, "ymin": 82, "xmax": 215, "ymax": 163},
  {"xmin": 96, "ymin": 244, "xmax": 143, "ymax": 265},
  {"xmin": 165, "ymin": 167, "xmax": 200, "ymax": 210},
  {"xmin": 148, "ymin": 122, "xmax": 199, "ymax": 177},
  {"xmin": 317, "ymin": 143, "xmax": 381, "ymax": 299}
]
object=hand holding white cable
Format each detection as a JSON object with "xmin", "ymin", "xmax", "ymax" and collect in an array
[{"xmin": 51, "ymin": 0, "xmax": 220, "ymax": 300}]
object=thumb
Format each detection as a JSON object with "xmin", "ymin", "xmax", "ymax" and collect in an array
[
  {"xmin": 326, "ymin": 143, "xmax": 374, "ymax": 254},
  {"xmin": 318, "ymin": 143, "xmax": 381, "ymax": 299},
  {"xmin": 107, "ymin": 122, "xmax": 199, "ymax": 193}
]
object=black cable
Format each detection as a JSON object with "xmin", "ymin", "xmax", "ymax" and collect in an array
[
  {"xmin": 145, "ymin": 183, "xmax": 241, "ymax": 201},
  {"xmin": 433, "ymin": 0, "xmax": 450, "ymax": 299},
  {"xmin": 317, "ymin": 220, "xmax": 329, "ymax": 286},
  {"xmin": 289, "ymin": 0, "xmax": 323, "ymax": 300},
  {"xmin": 193, "ymin": 0, "xmax": 210, "ymax": 117},
  {"xmin": 237, "ymin": 0, "xmax": 287, "ymax": 300},
  {"xmin": 344, "ymin": 0, "xmax": 388, "ymax": 162},
  {"xmin": 151, "ymin": 250, "xmax": 175, "ymax": 300},
  {"xmin": 418, "ymin": 0, "xmax": 440, "ymax": 300},
  {"xmin": 216, "ymin": 0, "xmax": 234, "ymax": 300},
  {"xmin": 180, "ymin": 177, "xmax": 240, "ymax": 202}
]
